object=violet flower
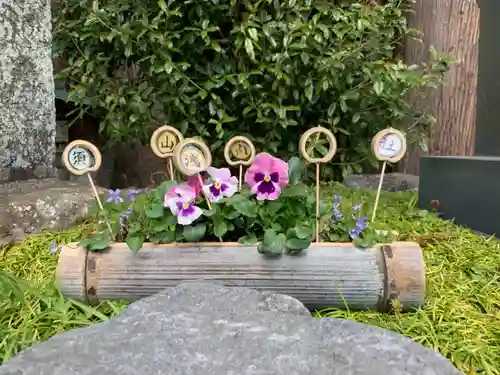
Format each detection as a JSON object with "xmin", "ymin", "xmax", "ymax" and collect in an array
[
  {"xmin": 50, "ymin": 243, "xmax": 59, "ymax": 256},
  {"xmin": 106, "ymin": 189, "xmax": 124, "ymax": 204},
  {"xmin": 332, "ymin": 195, "xmax": 343, "ymax": 221},
  {"xmin": 349, "ymin": 215, "xmax": 368, "ymax": 239},
  {"xmin": 244, "ymin": 152, "xmax": 289, "ymax": 201},
  {"xmin": 125, "ymin": 189, "xmax": 139, "ymax": 201}
]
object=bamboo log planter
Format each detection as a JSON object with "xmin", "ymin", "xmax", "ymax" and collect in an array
[{"xmin": 56, "ymin": 241, "xmax": 426, "ymax": 313}]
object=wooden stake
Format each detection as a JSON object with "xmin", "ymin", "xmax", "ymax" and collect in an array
[
  {"xmin": 62, "ymin": 140, "xmax": 113, "ymax": 237},
  {"xmin": 197, "ymin": 173, "xmax": 212, "ymax": 210},
  {"xmin": 299, "ymin": 127, "xmax": 338, "ymax": 244},
  {"xmin": 370, "ymin": 128, "xmax": 407, "ymax": 222},
  {"xmin": 87, "ymin": 173, "xmax": 113, "ymax": 235},
  {"xmin": 167, "ymin": 158, "xmax": 175, "ymax": 180},
  {"xmin": 224, "ymin": 136, "xmax": 256, "ymax": 191},
  {"xmin": 371, "ymin": 161, "xmax": 386, "ymax": 222},
  {"xmin": 238, "ymin": 165, "xmax": 243, "ymax": 190},
  {"xmin": 150, "ymin": 125, "xmax": 184, "ymax": 183},
  {"xmin": 315, "ymin": 162, "xmax": 320, "ymax": 243}
]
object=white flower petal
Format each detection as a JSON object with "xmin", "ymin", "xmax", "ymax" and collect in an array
[
  {"xmin": 207, "ymin": 167, "xmax": 231, "ymax": 181},
  {"xmin": 177, "ymin": 206, "xmax": 203, "ymax": 225},
  {"xmin": 222, "ymin": 181, "xmax": 237, "ymax": 198},
  {"xmin": 166, "ymin": 198, "xmax": 181, "ymax": 215}
]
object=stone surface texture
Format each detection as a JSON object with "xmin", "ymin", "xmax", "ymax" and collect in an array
[
  {"xmin": 0, "ymin": 178, "xmax": 104, "ymax": 245},
  {"xmin": 0, "ymin": 0, "xmax": 56, "ymax": 182},
  {"xmin": 0, "ymin": 282, "xmax": 461, "ymax": 375},
  {"xmin": 344, "ymin": 173, "xmax": 419, "ymax": 192}
]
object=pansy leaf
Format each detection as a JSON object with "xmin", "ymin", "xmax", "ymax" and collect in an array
[
  {"xmin": 78, "ymin": 233, "xmax": 111, "ymax": 251},
  {"xmin": 233, "ymin": 200, "xmax": 258, "ymax": 217},
  {"xmin": 239, "ymin": 233, "xmax": 258, "ymax": 245},
  {"xmin": 183, "ymin": 223, "xmax": 207, "ymax": 242},
  {"xmin": 223, "ymin": 194, "xmax": 248, "ymax": 206},
  {"xmin": 155, "ymin": 180, "xmax": 178, "ymax": 199},
  {"xmin": 258, "ymin": 229, "xmax": 286, "ymax": 256},
  {"xmin": 126, "ymin": 234, "xmax": 145, "ymax": 254},
  {"xmin": 286, "ymin": 237, "xmax": 311, "ymax": 251},
  {"xmin": 213, "ymin": 219, "xmax": 228, "ymax": 237},
  {"xmin": 203, "ymin": 208, "xmax": 217, "ymax": 217},
  {"xmin": 281, "ymin": 185, "xmax": 309, "ymax": 198},
  {"xmin": 146, "ymin": 201, "xmax": 165, "ymax": 219},
  {"xmin": 266, "ymin": 201, "xmax": 283, "ymax": 216},
  {"xmin": 149, "ymin": 230, "xmax": 176, "ymax": 243},
  {"xmin": 287, "ymin": 156, "xmax": 302, "ymax": 185},
  {"xmin": 294, "ymin": 224, "xmax": 313, "ymax": 239}
]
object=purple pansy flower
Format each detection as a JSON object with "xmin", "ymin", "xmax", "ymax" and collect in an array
[
  {"xmin": 202, "ymin": 167, "xmax": 238, "ymax": 202},
  {"xmin": 107, "ymin": 189, "xmax": 124, "ymax": 204},
  {"xmin": 244, "ymin": 152, "xmax": 289, "ymax": 201},
  {"xmin": 164, "ymin": 184, "xmax": 203, "ymax": 225}
]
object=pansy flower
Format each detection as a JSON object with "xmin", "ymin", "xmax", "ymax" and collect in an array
[
  {"xmin": 202, "ymin": 167, "xmax": 238, "ymax": 202},
  {"xmin": 187, "ymin": 174, "xmax": 205, "ymax": 198},
  {"xmin": 164, "ymin": 184, "xmax": 203, "ymax": 225},
  {"xmin": 245, "ymin": 152, "xmax": 289, "ymax": 200}
]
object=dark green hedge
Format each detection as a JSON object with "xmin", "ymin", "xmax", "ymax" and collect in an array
[{"xmin": 53, "ymin": 0, "xmax": 449, "ymax": 179}]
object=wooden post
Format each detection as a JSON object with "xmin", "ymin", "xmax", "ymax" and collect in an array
[{"xmin": 400, "ymin": 0, "xmax": 479, "ymax": 175}]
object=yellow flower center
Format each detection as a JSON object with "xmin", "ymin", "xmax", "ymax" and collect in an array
[
  {"xmin": 264, "ymin": 176, "xmax": 271, "ymax": 182},
  {"xmin": 182, "ymin": 202, "xmax": 190, "ymax": 209},
  {"xmin": 214, "ymin": 182, "xmax": 221, "ymax": 189}
]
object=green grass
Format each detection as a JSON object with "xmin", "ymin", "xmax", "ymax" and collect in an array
[{"xmin": 1, "ymin": 183, "xmax": 499, "ymax": 374}]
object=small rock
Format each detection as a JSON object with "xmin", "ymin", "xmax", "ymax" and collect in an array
[
  {"xmin": 0, "ymin": 282, "xmax": 461, "ymax": 375},
  {"xmin": 0, "ymin": 178, "xmax": 105, "ymax": 245},
  {"xmin": 344, "ymin": 173, "xmax": 419, "ymax": 192}
]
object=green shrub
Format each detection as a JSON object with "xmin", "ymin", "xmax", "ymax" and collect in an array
[{"xmin": 53, "ymin": 0, "xmax": 449, "ymax": 179}]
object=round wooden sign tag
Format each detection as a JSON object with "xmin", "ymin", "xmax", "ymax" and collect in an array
[
  {"xmin": 372, "ymin": 128, "xmax": 407, "ymax": 163},
  {"xmin": 62, "ymin": 140, "xmax": 102, "ymax": 176},
  {"xmin": 173, "ymin": 138, "xmax": 212, "ymax": 176},
  {"xmin": 299, "ymin": 126, "xmax": 337, "ymax": 164},
  {"xmin": 150, "ymin": 125, "xmax": 184, "ymax": 158},
  {"xmin": 224, "ymin": 136, "xmax": 256, "ymax": 166}
]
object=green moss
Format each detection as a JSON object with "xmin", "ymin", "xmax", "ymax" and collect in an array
[{"xmin": 1, "ymin": 183, "xmax": 499, "ymax": 374}]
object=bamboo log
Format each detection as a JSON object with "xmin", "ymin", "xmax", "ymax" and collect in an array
[{"xmin": 56, "ymin": 241, "xmax": 426, "ymax": 313}]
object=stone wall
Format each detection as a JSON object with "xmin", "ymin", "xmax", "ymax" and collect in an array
[{"xmin": 0, "ymin": 0, "xmax": 56, "ymax": 181}]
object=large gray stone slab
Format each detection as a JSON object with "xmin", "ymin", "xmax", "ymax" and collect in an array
[
  {"xmin": 0, "ymin": 0, "xmax": 56, "ymax": 182},
  {"xmin": 0, "ymin": 282, "xmax": 461, "ymax": 375}
]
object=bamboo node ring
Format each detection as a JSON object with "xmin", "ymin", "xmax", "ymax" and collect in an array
[
  {"xmin": 224, "ymin": 136, "xmax": 256, "ymax": 166},
  {"xmin": 150, "ymin": 125, "xmax": 184, "ymax": 158},
  {"xmin": 371, "ymin": 128, "xmax": 407, "ymax": 163},
  {"xmin": 62, "ymin": 140, "xmax": 102, "ymax": 176},
  {"xmin": 299, "ymin": 126, "xmax": 337, "ymax": 164},
  {"xmin": 173, "ymin": 138, "xmax": 212, "ymax": 176}
]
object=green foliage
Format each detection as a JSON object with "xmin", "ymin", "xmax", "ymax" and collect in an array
[
  {"xmin": 53, "ymin": 0, "xmax": 450, "ymax": 178},
  {"xmin": 82, "ymin": 157, "xmax": 388, "ymax": 255}
]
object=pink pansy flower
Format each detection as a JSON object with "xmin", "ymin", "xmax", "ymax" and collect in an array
[
  {"xmin": 202, "ymin": 167, "xmax": 238, "ymax": 202},
  {"xmin": 187, "ymin": 174, "xmax": 205, "ymax": 197},
  {"xmin": 164, "ymin": 184, "xmax": 203, "ymax": 225},
  {"xmin": 245, "ymin": 152, "xmax": 289, "ymax": 201}
]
